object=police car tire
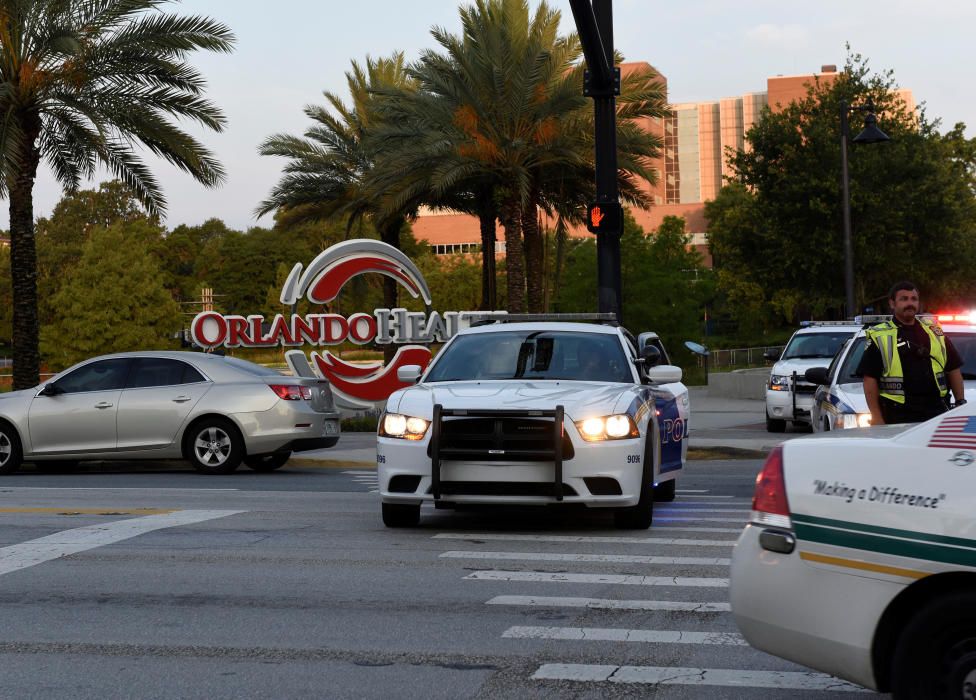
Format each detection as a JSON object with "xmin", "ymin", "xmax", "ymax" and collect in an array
[
  {"xmin": 653, "ymin": 480, "xmax": 676, "ymax": 502},
  {"xmin": 383, "ymin": 502, "xmax": 421, "ymax": 528},
  {"xmin": 0, "ymin": 421, "xmax": 23, "ymax": 475},
  {"xmin": 890, "ymin": 591, "xmax": 976, "ymax": 699},
  {"xmin": 614, "ymin": 434, "xmax": 655, "ymax": 529},
  {"xmin": 766, "ymin": 414, "xmax": 786, "ymax": 433}
]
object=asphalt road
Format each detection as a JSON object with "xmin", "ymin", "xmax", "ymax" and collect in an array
[{"xmin": 0, "ymin": 459, "xmax": 885, "ymax": 699}]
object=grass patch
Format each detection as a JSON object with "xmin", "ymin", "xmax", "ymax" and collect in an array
[{"xmin": 687, "ymin": 446, "xmax": 767, "ymax": 460}]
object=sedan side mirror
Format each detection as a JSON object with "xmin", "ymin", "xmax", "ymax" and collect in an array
[
  {"xmin": 38, "ymin": 383, "xmax": 63, "ymax": 397},
  {"xmin": 804, "ymin": 367, "xmax": 830, "ymax": 385},
  {"xmin": 763, "ymin": 349, "xmax": 781, "ymax": 362},
  {"xmin": 397, "ymin": 365, "xmax": 423, "ymax": 384}
]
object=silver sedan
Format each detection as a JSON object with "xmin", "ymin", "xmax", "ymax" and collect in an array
[{"xmin": 0, "ymin": 351, "xmax": 341, "ymax": 475}]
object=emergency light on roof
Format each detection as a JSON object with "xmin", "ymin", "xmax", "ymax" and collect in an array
[{"xmin": 933, "ymin": 311, "xmax": 976, "ymax": 324}]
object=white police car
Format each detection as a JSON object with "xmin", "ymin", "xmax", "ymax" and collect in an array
[
  {"xmin": 730, "ymin": 405, "xmax": 976, "ymax": 696},
  {"xmin": 376, "ymin": 316, "xmax": 689, "ymax": 529},
  {"xmin": 765, "ymin": 322, "xmax": 861, "ymax": 432},
  {"xmin": 808, "ymin": 316, "xmax": 976, "ymax": 432}
]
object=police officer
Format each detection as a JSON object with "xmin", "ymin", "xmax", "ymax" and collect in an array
[{"xmin": 858, "ymin": 281, "xmax": 966, "ymax": 425}]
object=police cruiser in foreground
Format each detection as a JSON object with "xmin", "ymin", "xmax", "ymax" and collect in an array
[
  {"xmin": 730, "ymin": 406, "xmax": 976, "ymax": 697},
  {"xmin": 376, "ymin": 315, "xmax": 688, "ymax": 529}
]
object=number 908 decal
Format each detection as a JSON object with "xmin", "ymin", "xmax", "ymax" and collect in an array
[{"xmin": 627, "ymin": 454, "xmax": 641, "ymax": 464}]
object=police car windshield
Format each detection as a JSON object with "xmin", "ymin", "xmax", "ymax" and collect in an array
[
  {"xmin": 425, "ymin": 330, "xmax": 632, "ymax": 383},
  {"xmin": 839, "ymin": 331, "xmax": 976, "ymax": 383},
  {"xmin": 781, "ymin": 332, "xmax": 854, "ymax": 360}
]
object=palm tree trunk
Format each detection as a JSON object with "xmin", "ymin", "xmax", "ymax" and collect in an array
[
  {"xmin": 379, "ymin": 218, "xmax": 405, "ymax": 364},
  {"xmin": 498, "ymin": 200, "xmax": 525, "ymax": 313},
  {"xmin": 552, "ymin": 216, "xmax": 568, "ymax": 308},
  {"xmin": 521, "ymin": 194, "xmax": 544, "ymax": 313},
  {"xmin": 9, "ymin": 121, "xmax": 42, "ymax": 390},
  {"xmin": 477, "ymin": 201, "xmax": 497, "ymax": 310}
]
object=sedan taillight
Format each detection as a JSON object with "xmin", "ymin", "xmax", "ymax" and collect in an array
[
  {"xmin": 269, "ymin": 384, "xmax": 312, "ymax": 401},
  {"xmin": 751, "ymin": 444, "xmax": 792, "ymax": 529}
]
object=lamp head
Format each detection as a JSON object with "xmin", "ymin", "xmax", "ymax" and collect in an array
[{"xmin": 853, "ymin": 111, "xmax": 890, "ymax": 144}]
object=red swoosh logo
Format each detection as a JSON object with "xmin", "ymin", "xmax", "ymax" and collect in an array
[
  {"xmin": 312, "ymin": 346, "xmax": 432, "ymax": 402},
  {"xmin": 308, "ymin": 257, "xmax": 422, "ymax": 304},
  {"xmin": 314, "ymin": 352, "xmax": 383, "ymax": 378}
]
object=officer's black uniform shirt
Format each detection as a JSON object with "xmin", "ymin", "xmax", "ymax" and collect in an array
[{"xmin": 857, "ymin": 319, "xmax": 962, "ymax": 421}]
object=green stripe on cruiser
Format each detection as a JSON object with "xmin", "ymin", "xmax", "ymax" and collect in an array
[
  {"xmin": 794, "ymin": 521, "xmax": 976, "ymax": 568},
  {"xmin": 793, "ymin": 513, "xmax": 976, "ymax": 550}
]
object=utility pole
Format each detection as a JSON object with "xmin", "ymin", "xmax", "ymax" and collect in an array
[{"xmin": 570, "ymin": 0, "xmax": 623, "ymax": 323}]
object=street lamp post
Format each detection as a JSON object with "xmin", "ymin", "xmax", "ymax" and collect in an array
[{"xmin": 840, "ymin": 100, "xmax": 890, "ymax": 318}]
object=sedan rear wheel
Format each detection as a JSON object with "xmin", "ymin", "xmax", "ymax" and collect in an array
[
  {"xmin": 244, "ymin": 452, "xmax": 291, "ymax": 472},
  {"xmin": 0, "ymin": 423, "xmax": 23, "ymax": 475},
  {"xmin": 186, "ymin": 419, "xmax": 243, "ymax": 475}
]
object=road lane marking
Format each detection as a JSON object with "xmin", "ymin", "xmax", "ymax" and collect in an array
[
  {"xmin": 504, "ymin": 626, "xmax": 746, "ymax": 645},
  {"xmin": 433, "ymin": 533, "xmax": 735, "ymax": 546},
  {"xmin": 0, "ymin": 509, "xmax": 244, "ymax": 577},
  {"xmin": 0, "ymin": 487, "xmax": 240, "ymax": 491},
  {"xmin": 654, "ymin": 508, "xmax": 750, "ymax": 513},
  {"xmin": 654, "ymin": 517, "xmax": 745, "ymax": 523},
  {"xmin": 442, "ymin": 551, "xmax": 730, "ymax": 566},
  {"xmin": 486, "ymin": 596, "xmax": 730, "ymax": 612},
  {"xmin": 464, "ymin": 571, "xmax": 728, "ymax": 587},
  {"xmin": 0, "ymin": 508, "xmax": 176, "ymax": 515},
  {"xmin": 652, "ymin": 526, "xmax": 742, "ymax": 533},
  {"xmin": 532, "ymin": 664, "xmax": 870, "ymax": 692}
]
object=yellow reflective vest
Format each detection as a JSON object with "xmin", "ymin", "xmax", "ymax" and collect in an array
[{"xmin": 864, "ymin": 319, "xmax": 948, "ymax": 404}]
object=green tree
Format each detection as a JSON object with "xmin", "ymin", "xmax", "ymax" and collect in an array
[
  {"xmin": 41, "ymin": 223, "xmax": 181, "ymax": 370},
  {"xmin": 0, "ymin": 0, "xmax": 233, "ymax": 388},
  {"xmin": 36, "ymin": 182, "xmax": 161, "ymax": 324},
  {"xmin": 706, "ymin": 52, "xmax": 976, "ymax": 323}
]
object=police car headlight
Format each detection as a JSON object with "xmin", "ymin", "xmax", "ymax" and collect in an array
[
  {"xmin": 857, "ymin": 413, "xmax": 872, "ymax": 428},
  {"xmin": 837, "ymin": 413, "xmax": 872, "ymax": 429},
  {"xmin": 576, "ymin": 414, "xmax": 639, "ymax": 441},
  {"xmin": 769, "ymin": 374, "xmax": 790, "ymax": 391},
  {"xmin": 379, "ymin": 413, "xmax": 429, "ymax": 440}
]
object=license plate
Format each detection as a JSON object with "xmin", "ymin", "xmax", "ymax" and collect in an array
[{"xmin": 323, "ymin": 421, "xmax": 338, "ymax": 435}]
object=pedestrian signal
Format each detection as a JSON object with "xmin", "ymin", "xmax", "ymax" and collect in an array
[{"xmin": 586, "ymin": 201, "xmax": 622, "ymax": 233}]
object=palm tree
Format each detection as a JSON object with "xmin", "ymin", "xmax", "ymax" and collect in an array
[
  {"xmin": 257, "ymin": 54, "xmax": 414, "ymax": 344},
  {"xmin": 0, "ymin": 0, "xmax": 234, "ymax": 389},
  {"xmin": 370, "ymin": 0, "xmax": 667, "ymax": 313}
]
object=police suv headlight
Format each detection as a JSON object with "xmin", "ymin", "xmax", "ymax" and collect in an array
[
  {"xmin": 837, "ymin": 413, "xmax": 872, "ymax": 429},
  {"xmin": 769, "ymin": 374, "xmax": 791, "ymax": 391},
  {"xmin": 379, "ymin": 413, "xmax": 430, "ymax": 440},
  {"xmin": 575, "ymin": 414, "xmax": 640, "ymax": 441}
]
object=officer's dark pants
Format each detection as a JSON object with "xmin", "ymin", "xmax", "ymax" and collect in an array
[{"xmin": 879, "ymin": 397, "xmax": 949, "ymax": 425}]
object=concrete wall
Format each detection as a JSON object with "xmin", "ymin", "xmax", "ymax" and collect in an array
[{"xmin": 706, "ymin": 368, "xmax": 770, "ymax": 400}]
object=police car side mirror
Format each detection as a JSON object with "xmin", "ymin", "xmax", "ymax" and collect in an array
[
  {"xmin": 763, "ymin": 349, "xmax": 781, "ymax": 362},
  {"xmin": 646, "ymin": 364, "xmax": 682, "ymax": 384},
  {"xmin": 804, "ymin": 367, "xmax": 830, "ymax": 385},
  {"xmin": 397, "ymin": 365, "xmax": 423, "ymax": 384}
]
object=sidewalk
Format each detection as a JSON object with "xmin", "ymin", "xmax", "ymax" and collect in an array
[{"xmin": 299, "ymin": 384, "xmax": 796, "ymax": 466}]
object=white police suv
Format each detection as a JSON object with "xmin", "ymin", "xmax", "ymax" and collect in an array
[
  {"xmin": 808, "ymin": 316, "xmax": 976, "ymax": 432},
  {"xmin": 376, "ymin": 316, "xmax": 689, "ymax": 529},
  {"xmin": 765, "ymin": 322, "xmax": 861, "ymax": 432},
  {"xmin": 730, "ymin": 404, "xmax": 976, "ymax": 696}
]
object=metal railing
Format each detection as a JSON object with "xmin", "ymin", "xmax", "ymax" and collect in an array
[{"xmin": 693, "ymin": 345, "xmax": 785, "ymax": 370}]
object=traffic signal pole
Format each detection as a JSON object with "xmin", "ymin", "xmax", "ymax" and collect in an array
[{"xmin": 570, "ymin": 0, "xmax": 623, "ymax": 323}]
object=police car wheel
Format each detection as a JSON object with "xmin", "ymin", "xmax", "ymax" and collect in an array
[
  {"xmin": 382, "ymin": 502, "xmax": 421, "ymax": 528},
  {"xmin": 765, "ymin": 413, "xmax": 786, "ymax": 433},
  {"xmin": 653, "ymin": 480, "xmax": 676, "ymax": 502},
  {"xmin": 615, "ymin": 435, "xmax": 655, "ymax": 529},
  {"xmin": 890, "ymin": 591, "xmax": 976, "ymax": 699}
]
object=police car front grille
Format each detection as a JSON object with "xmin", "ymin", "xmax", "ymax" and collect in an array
[
  {"xmin": 793, "ymin": 382, "xmax": 817, "ymax": 395},
  {"xmin": 433, "ymin": 481, "xmax": 579, "ymax": 497},
  {"xmin": 429, "ymin": 417, "xmax": 575, "ymax": 461}
]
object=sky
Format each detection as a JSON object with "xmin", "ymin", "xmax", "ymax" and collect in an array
[{"xmin": 5, "ymin": 0, "xmax": 974, "ymax": 232}]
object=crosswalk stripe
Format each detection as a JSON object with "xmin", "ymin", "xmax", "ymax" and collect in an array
[
  {"xmin": 0, "ymin": 510, "xmax": 243, "ymax": 577},
  {"xmin": 441, "ymin": 551, "xmax": 730, "ymax": 566},
  {"xmin": 464, "ymin": 571, "xmax": 728, "ymax": 587},
  {"xmin": 433, "ymin": 533, "xmax": 735, "ymax": 546},
  {"xmin": 342, "ymin": 470, "xmax": 376, "ymax": 475},
  {"xmin": 486, "ymin": 596, "xmax": 731, "ymax": 612},
  {"xmin": 662, "ymin": 501, "xmax": 748, "ymax": 506},
  {"xmin": 652, "ymin": 525, "xmax": 742, "ymax": 533},
  {"xmin": 504, "ymin": 626, "xmax": 746, "ymax": 646},
  {"xmin": 675, "ymin": 489, "xmax": 709, "ymax": 493},
  {"xmin": 531, "ymin": 664, "xmax": 870, "ymax": 692}
]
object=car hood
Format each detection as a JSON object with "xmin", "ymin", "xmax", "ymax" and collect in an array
[
  {"xmin": 771, "ymin": 358, "xmax": 833, "ymax": 379},
  {"xmin": 391, "ymin": 380, "xmax": 630, "ymax": 419},
  {"xmin": 0, "ymin": 387, "xmax": 35, "ymax": 403}
]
